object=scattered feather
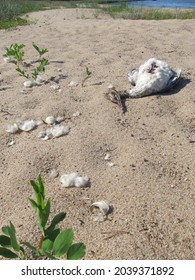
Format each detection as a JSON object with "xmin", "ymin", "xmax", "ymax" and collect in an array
[
  {"xmin": 60, "ymin": 172, "xmax": 89, "ymax": 188},
  {"xmin": 6, "ymin": 123, "xmax": 19, "ymax": 134},
  {"xmin": 17, "ymin": 120, "xmax": 37, "ymax": 132},
  {"xmin": 38, "ymin": 125, "xmax": 69, "ymax": 140}
]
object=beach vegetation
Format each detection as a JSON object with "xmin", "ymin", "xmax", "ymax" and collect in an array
[
  {"xmin": 3, "ymin": 43, "xmax": 49, "ymax": 81},
  {"xmin": 1, "ymin": 0, "xmax": 195, "ymax": 30},
  {"xmin": 101, "ymin": 3, "xmax": 195, "ymax": 20},
  {"xmin": 0, "ymin": 175, "xmax": 86, "ymax": 260},
  {"xmin": 82, "ymin": 67, "xmax": 92, "ymax": 87}
]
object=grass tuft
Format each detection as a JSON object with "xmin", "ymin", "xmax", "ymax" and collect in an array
[{"xmin": 101, "ymin": 4, "xmax": 195, "ymax": 20}]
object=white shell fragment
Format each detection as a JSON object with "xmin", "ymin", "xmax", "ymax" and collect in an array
[
  {"xmin": 6, "ymin": 123, "xmax": 19, "ymax": 134},
  {"xmin": 45, "ymin": 116, "xmax": 56, "ymax": 125},
  {"xmin": 3, "ymin": 57, "xmax": 11, "ymax": 63},
  {"xmin": 50, "ymin": 83, "xmax": 60, "ymax": 90},
  {"xmin": 68, "ymin": 81, "xmax": 78, "ymax": 87},
  {"xmin": 104, "ymin": 153, "xmax": 111, "ymax": 161},
  {"xmin": 49, "ymin": 169, "xmax": 59, "ymax": 178},
  {"xmin": 23, "ymin": 80, "xmax": 35, "ymax": 88},
  {"xmin": 107, "ymin": 161, "xmax": 115, "ymax": 167},
  {"xmin": 7, "ymin": 139, "xmax": 16, "ymax": 146},
  {"xmin": 55, "ymin": 116, "xmax": 65, "ymax": 123},
  {"xmin": 35, "ymin": 120, "xmax": 43, "ymax": 126},
  {"xmin": 108, "ymin": 84, "xmax": 114, "ymax": 89},
  {"xmin": 60, "ymin": 172, "xmax": 89, "ymax": 188},
  {"xmin": 73, "ymin": 111, "xmax": 81, "ymax": 117},
  {"xmin": 17, "ymin": 120, "xmax": 37, "ymax": 132},
  {"xmin": 38, "ymin": 125, "xmax": 69, "ymax": 140},
  {"xmin": 91, "ymin": 201, "xmax": 110, "ymax": 222},
  {"xmin": 35, "ymin": 75, "xmax": 44, "ymax": 85}
]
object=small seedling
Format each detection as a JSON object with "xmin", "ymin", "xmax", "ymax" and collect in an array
[
  {"xmin": 3, "ymin": 43, "xmax": 49, "ymax": 82},
  {"xmin": 82, "ymin": 66, "xmax": 92, "ymax": 87},
  {"xmin": 0, "ymin": 175, "xmax": 86, "ymax": 260}
]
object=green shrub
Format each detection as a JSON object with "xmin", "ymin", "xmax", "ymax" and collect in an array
[{"xmin": 0, "ymin": 175, "xmax": 86, "ymax": 260}]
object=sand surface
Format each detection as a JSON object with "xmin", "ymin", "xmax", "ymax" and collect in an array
[{"xmin": 0, "ymin": 8, "xmax": 194, "ymax": 260}]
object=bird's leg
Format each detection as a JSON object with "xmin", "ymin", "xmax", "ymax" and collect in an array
[{"xmin": 105, "ymin": 88, "xmax": 128, "ymax": 113}]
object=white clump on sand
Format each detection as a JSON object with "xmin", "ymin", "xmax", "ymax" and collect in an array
[
  {"xmin": 38, "ymin": 125, "xmax": 69, "ymax": 140},
  {"xmin": 108, "ymin": 84, "xmax": 114, "ymax": 89},
  {"xmin": 107, "ymin": 161, "xmax": 115, "ymax": 167},
  {"xmin": 7, "ymin": 139, "xmax": 16, "ymax": 146},
  {"xmin": 3, "ymin": 57, "xmax": 11, "ymax": 63},
  {"xmin": 73, "ymin": 111, "xmax": 81, "ymax": 117},
  {"xmin": 104, "ymin": 153, "xmax": 111, "ymax": 161},
  {"xmin": 6, "ymin": 119, "xmax": 43, "ymax": 134},
  {"xmin": 68, "ymin": 81, "xmax": 78, "ymax": 87},
  {"xmin": 50, "ymin": 83, "xmax": 60, "ymax": 90},
  {"xmin": 45, "ymin": 116, "xmax": 65, "ymax": 125},
  {"xmin": 45, "ymin": 116, "xmax": 56, "ymax": 125},
  {"xmin": 6, "ymin": 123, "xmax": 19, "ymax": 134},
  {"xmin": 23, "ymin": 80, "xmax": 35, "ymax": 88},
  {"xmin": 35, "ymin": 75, "xmax": 44, "ymax": 85},
  {"xmin": 49, "ymin": 169, "xmax": 59, "ymax": 178},
  {"xmin": 56, "ymin": 116, "xmax": 65, "ymax": 123},
  {"xmin": 17, "ymin": 120, "xmax": 37, "ymax": 132},
  {"xmin": 60, "ymin": 172, "xmax": 89, "ymax": 188}
]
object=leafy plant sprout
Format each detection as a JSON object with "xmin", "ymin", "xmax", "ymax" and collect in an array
[
  {"xmin": 0, "ymin": 175, "xmax": 86, "ymax": 260},
  {"xmin": 82, "ymin": 66, "xmax": 92, "ymax": 87},
  {"xmin": 3, "ymin": 43, "xmax": 49, "ymax": 81}
]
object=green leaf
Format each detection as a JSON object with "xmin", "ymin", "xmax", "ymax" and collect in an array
[
  {"xmin": 2, "ymin": 226, "xmax": 10, "ymax": 236},
  {"xmin": 0, "ymin": 235, "xmax": 11, "ymax": 247},
  {"xmin": 37, "ymin": 208, "xmax": 45, "ymax": 235},
  {"xmin": 0, "ymin": 247, "xmax": 18, "ymax": 259},
  {"xmin": 35, "ymin": 192, "xmax": 44, "ymax": 208},
  {"xmin": 32, "ymin": 43, "xmax": 48, "ymax": 57},
  {"xmin": 53, "ymin": 229, "xmax": 74, "ymax": 257},
  {"xmin": 38, "ymin": 175, "xmax": 45, "ymax": 198},
  {"xmin": 22, "ymin": 242, "xmax": 37, "ymax": 252},
  {"xmin": 9, "ymin": 221, "xmax": 16, "ymax": 233},
  {"xmin": 30, "ymin": 180, "xmax": 40, "ymax": 194},
  {"xmin": 41, "ymin": 238, "xmax": 53, "ymax": 252},
  {"xmin": 28, "ymin": 198, "xmax": 38, "ymax": 211},
  {"xmin": 50, "ymin": 212, "xmax": 66, "ymax": 228},
  {"xmin": 8, "ymin": 223, "xmax": 20, "ymax": 252},
  {"xmin": 42, "ymin": 226, "xmax": 61, "ymax": 252},
  {"xmin": 67, "ymin": 243, "xmax": 86, "ymax": 260},
  {"xmin": 44, "ymin": 198, "xmax": 51, "ymax": 226},
  {"xmin": 39, "ymin": 250, "xmax": 57, "ymax": 260}
]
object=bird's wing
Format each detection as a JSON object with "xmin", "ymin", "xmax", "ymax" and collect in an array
[{"xmin": 159, "ymin": 69, "xmax": 182, "ymax": 93}]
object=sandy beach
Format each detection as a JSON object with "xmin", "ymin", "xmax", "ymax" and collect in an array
[{"xmin": 0, "ymin": 8, "xmax": 194, "ymax": 259}]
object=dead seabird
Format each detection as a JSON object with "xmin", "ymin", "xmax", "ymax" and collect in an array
[{"xmin": 106, "ymin": 58, "xmax": 181, "ymax": 106}]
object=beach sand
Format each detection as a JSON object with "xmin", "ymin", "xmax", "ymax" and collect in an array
[{"xmin": 0, "ymin": 8, "xmax": 194, "ymax": 259}]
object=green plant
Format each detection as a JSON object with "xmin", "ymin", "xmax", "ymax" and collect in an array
[
  {"xmin": 3, "ymin": 43, "xmax": 49, "ymax": 80},
  {"xmin": 82, "ymin": 67, "xmax": 92, "ymax": 87},
  {"xmin": 0, "ymin": 175, "xmax": 86, "ymax": 260}
]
